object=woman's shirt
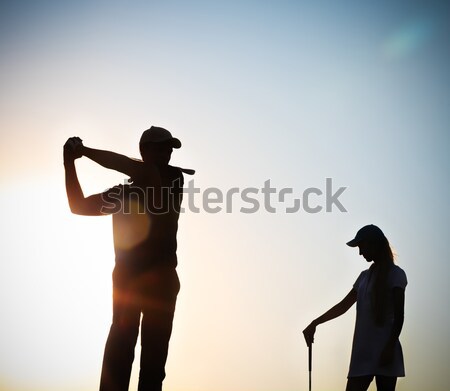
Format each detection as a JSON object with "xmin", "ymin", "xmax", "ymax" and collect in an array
[{"xmin": 348, "ymin": 264, "xmax": 407, "ymax": 377}]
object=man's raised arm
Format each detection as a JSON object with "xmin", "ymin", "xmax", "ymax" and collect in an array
[
  {"xmin": 80, "ymin": 145, "xmax": 142, "ymax": 179},
  {"xmin": 64, "ymin": 138, "xmax": 109, "ymax": 216}
]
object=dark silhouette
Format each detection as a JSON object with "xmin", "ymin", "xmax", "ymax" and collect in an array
[
  {"xmin": 303, "ymin": 225, "xmax": 407, "ymax": 391},
  {"xmin": 64, "ymin": 127, "xmax": 193, "ymax": 391}
]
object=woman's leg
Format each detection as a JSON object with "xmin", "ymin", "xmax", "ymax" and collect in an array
[
  {"xmin": 346, "ymin": 376, "xmax": 374, "ymax": 391},
  {"xmin": 375, "ymin": 376, "xmax": 397, "ymax": 391}
]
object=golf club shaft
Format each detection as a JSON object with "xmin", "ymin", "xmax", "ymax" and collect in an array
[{"xmin": 308, "ymin": 344, "xmax": 312, "ymax": 391}]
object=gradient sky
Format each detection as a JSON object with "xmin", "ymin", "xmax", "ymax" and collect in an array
[{"xmin": 1, "ymin": 1, "xmax": 449, "ymax": 391}]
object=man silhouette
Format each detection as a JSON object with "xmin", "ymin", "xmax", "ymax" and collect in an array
[{"xmin": 64, "ymin": 127, "xmax": 191, "ymax": 391}]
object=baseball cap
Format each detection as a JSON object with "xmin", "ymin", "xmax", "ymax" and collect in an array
[
  {"xmin": 139, "ymin": 126, "xmax": 181, "ymax": 149},
  {"xmin": 346, "ymin": 224, "xmax": 385, "ymax": 247}
]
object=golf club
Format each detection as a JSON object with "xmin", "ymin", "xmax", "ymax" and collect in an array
[{"xmin": 308, "ymin": 343, "xmax": 312, "ymax": 391}]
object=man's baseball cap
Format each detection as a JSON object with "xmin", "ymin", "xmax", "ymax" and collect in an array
[
  {"xmin": 346, "ymin": 224, "xmax": 385, "ymax": 247},
  {"xmin": 139, "ymin": 126, "xmax": 181, "ymax": 149}
]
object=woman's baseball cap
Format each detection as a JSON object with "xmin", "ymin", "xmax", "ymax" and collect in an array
[
  {"xmin": 346, "ymin": 224, "xmax": 385, "ymax": 247},
  {"xmin": 139, "ymin": 126, "xmax": 181, "ymax": 149}
]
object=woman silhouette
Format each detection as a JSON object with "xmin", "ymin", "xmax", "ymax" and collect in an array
[{"xmin": 303, "ymin": 225, "xmax": 407, "ymax": 391}]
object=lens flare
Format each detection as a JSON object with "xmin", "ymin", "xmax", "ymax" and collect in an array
[
  {"xmin": 382, "ymin": 18, "xmax": 435, "ymax": 60},
  {"xmin": 112, "ymin": 200, "xmax": 151, "ymax": 251}
]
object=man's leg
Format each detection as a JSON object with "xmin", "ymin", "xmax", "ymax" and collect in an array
[
  {"xmin": 345, "ymin": 375, "xmax": 374, "ymax": 391},
  {"xmin": 375, "ymin": 376, "xmax": 397, "ymax": 391},
  {"xmin": 138, "ymin": 302, "xmax": 176, "ymax": 391},
  {"xmin": 137, "ymin": 270, "xmax": 179, "ymax": 391},
  {"xmin": 100, "ymin": 268, "xmax": 140, "ymax": 391}
]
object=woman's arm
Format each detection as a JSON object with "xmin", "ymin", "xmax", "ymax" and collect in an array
[
  {"xmin": 303, "ymin": 289, "xmax": 357, "ymax": 346},
  {"xmin": 81, "ymin": 146, "xmax": 143, "ymax": 178}
]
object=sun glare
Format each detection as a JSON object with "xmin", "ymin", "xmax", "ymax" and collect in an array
[{"xmin": 0, "ymin": 177, "xmax": 120, "ymax": 390}]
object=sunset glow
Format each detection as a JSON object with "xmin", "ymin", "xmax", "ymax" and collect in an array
[{"xmin": 1, "ymin": 1, "xmax": 449, "ymax": 391}]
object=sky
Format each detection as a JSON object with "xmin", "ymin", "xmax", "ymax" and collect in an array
[{"xmin": 0, "ymin": 1, "xmax": 449, "ymax": 390}]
